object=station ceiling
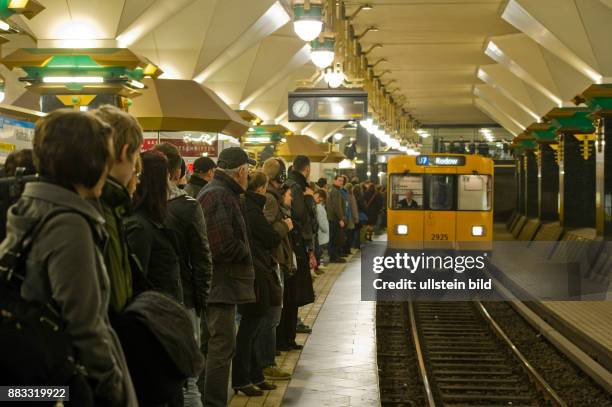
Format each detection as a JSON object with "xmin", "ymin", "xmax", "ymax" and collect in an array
[{"xmin": 1, "ymin": 0, "xmax": 610, "ymax": 140}]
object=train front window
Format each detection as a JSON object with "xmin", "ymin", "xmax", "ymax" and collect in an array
[
  {"xmin": 458, "ymin": 175, "xmax": 492, "ymax": 210},
  {"xmin": 429, "ymin": 175, "xmax": 455, "ymax": 210},
  {"xmin": 390, "ymin": 174, "xmax": 423, "ymax": 209}
]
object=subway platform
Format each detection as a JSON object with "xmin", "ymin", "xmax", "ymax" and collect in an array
[{"xmin": 229, "ymin": 251, "xmax": 380, "ymax": 407}]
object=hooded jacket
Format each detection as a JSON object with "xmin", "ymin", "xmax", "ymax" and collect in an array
[
  {"xmin": 197, "ymin": 170, "xmax": 254, "ymax": 304},
  {"xmin": 0, "ymin": 182, "xmax": 137, "ymax": 406},
  {"xmin": 184, "ymin": 176, "xmax": 207, "ymax": 199},
  {"xmin": 165, "ymin": 182, "xmax": 212, "ymax": 315}
]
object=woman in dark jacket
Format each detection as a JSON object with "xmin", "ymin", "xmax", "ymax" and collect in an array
[
  {"xmin": 126, "ymin": 150, "xmax": 182, "ymax": 303},
  {"xmin": 362, "ymin": 183, "xmax": 383, "ymax": 241},
  {"xmin": 232, "ymin": 171, "xmax": 281, "ymax": 396}
]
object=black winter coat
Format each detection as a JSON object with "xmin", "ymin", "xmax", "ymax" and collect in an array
[
  {"xmin": 165, "ymin": 189, "xmax": 212, "ymax": 316},
  {"xmin": 240, "ymin": 191, "xmax": 282, "ymax": 317},
  {"xmin": 126, "ymin": 210, "xmax": 183, "ymax": 303},
  {"xmin": 362, "ymin": 189, "xmax": 383, "ymax": 226},
  {"xmin": 286, "ymin": 171, "xmax": 315, "ymax": 306}
]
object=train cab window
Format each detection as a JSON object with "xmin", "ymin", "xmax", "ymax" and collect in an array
[
  {"xmin": 429, "ymin": 175, "xmax": 455, "ymax": 210},
  {"xmin": 458, "ymin": 175, "xmax": 492, "ymax": 210},
  {"xmin": 390, "ymin": 174, "xmax": 423, "ymax": 209}
]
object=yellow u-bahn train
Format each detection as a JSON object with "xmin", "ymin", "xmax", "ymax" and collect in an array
[{"xmin": 387, "ymin": 154, "xmax": 493, "ymax": 250}]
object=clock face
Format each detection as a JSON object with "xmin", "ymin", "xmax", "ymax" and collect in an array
[{"xmin": 292, "ymin": 100, "xmax": 311, "ymax": 118}]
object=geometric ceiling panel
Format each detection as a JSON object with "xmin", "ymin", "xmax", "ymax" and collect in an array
[
  {"xmin": 130, "ymin": 0, "xmax": 217, "ymax": 79},
  {"xmin": 350, "ymin": 0, "xmax": 518, "ymax": 125}
]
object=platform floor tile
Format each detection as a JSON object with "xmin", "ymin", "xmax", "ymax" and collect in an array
[{"xmin": 228, "ymin": 251, "xmax": 374, "ymax": 407}]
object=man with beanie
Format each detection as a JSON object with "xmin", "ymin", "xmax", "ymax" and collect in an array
[
  {"xmin": 198, "ymin": 147, "xmax": 255, "ymax": 407},
  {"xmin": 185, "ymin": 156, "xmax": 216, "ymax": 198}
]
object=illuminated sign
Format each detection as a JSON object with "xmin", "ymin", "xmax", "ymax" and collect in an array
[
  {"xmin": 417, "ymin": 155, "xmax": 465, "ymax": 166},
  {"xmin": 288, "ymin": 89, "xmax": 367, "ymax": 122}
]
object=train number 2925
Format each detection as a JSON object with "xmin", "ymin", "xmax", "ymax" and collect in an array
[{"xmin": 431, "ymin": 233, "xmax": 448, "ymax": 240}]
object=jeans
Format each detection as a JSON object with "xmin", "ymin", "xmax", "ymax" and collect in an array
[
  {"xmin": 184, "ymin": 309, "xmax": 203, "ymax": 407},
  {"xmin": 328, "ymin": 221, "xmax": 342, "ymax": 260},
  {"xmin": 256, "ymin": 305, "xmax": 282, "ymax": 368},
  {"xmin": 315, "ymin": 243, "xmax": 328, "ymax": 265},
  {"xmin": 203, "ymin": 304, "xmax": 236, "ymax": 407},
  {"xmin": 232, "ymin": 314, "xmax": 266, "ymax": 388}
]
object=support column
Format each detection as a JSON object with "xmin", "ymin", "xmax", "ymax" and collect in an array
[
  {"xmin": 559, "ymin": 133, "xmax": 596, "ymax": 228},
  {"xmin": 596, "ymin": 116, "xmax": 612, "ymax": 238},
  {"xmin": 516, "ymin": 155, "xmax": 525, "ymax": 214},
  {"xmin": 524, "ymin": 150, "xmax": 538, "ymax": 217},
  {"xmin": 582, "ymin": 86, "xmax": 612, "ymax": 239},
  {"xmin": 538, "ymin": 143, "xmax": 559, "ymax": 221}
]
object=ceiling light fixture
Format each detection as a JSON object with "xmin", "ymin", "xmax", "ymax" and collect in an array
[
  {"xmin": 363, "ymin": 43, "xmax": 383, "ymax": 55},
  {"xmin": 310, "ymin": 37, "xmax": 335, "ymax": 68},
  {"xmin": 356, "ymin": 26, "xmax": 379, "ymax": 40},
  {"xmin": 348, "ymin": 4, "xmax": 373, "ymax": 20},
  {"xmin": 324, "ymin": 64, "xmax": 346, "ymax": 88},
  {"xmin": 42, "ymin": 76, "xmax": 104, "ymax": 84},
  {"xmin": 368, "ymin": 58, "xmax": 387, "ymax": 69},
  {"xmin": 128, "ymin": 80, "xmax": 145, "ymax": 89},
  {"xmin": 293, "ymin": 2, "xmax": 323, "ymax": 41},
  {"xmin": 333, "ymin": 133, "xmax": 344, "ymax": 141}
]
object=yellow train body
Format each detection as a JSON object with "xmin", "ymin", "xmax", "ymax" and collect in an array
[{"xmin": 386, "ymin": 154, "xmax": 494, "ymax": 250}]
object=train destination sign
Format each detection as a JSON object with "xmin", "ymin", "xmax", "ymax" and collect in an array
[
  {"xmin": 416, "ymin": 155, "xmax": 466, "ymax": 166},
  {"xmin": 288, "ymin": 89, "xmax": 367, "ymax": 122}
]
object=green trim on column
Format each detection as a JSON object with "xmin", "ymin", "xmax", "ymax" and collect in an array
[
  {"xmin": 22, "ymin": 55, "xmax": 147, "ymax": 81},
  {"xmin": 0, "ymin": 0, "xmax": 16, "ymax": 20},
  {"xmin": 548, "ymin": 109, "xmax": 594, "ymax": 134}
]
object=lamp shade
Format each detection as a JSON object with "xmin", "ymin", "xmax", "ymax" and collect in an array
[
  {"xmin": 293, "ymin": 3, "xmax": 323, "ymax": 41},
  {"xmin": 310, "ymin": 37, "xmax": 335, "ymax": 69},
  {"xmin": 276, "ymin": 134, "xmax": 327, "ymax": 162}
]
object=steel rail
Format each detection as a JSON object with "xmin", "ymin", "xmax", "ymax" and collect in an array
[
  {"xmin": 408, "ymin": 301, "xmax": 436, "ymax": 407},
  {"xmin": 476, "ymin": 301, "xmax": 568, "ymax": 407}
]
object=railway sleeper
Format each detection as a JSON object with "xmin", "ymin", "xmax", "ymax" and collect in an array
[
  {"xmin": 441, "ymin": 393, "xmax": 536, "ymax": 403},
  {"xmin": 438, "ymin": 384, "xmax": 530, "ymax": 392},
  {"xmin": 429, "ymin": 356, "xmax": 507, "ymax": 363}
]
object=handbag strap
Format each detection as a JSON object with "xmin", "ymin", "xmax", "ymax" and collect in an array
[{"xmin": 365, "ymin": 193, "xmax": 376, "ymax": 209}]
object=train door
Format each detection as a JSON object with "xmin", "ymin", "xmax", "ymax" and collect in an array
[{"xmin": 423, "ymin": 169, "xmax": 456, "ymax": 246}]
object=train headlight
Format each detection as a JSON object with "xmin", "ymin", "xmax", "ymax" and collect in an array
[
  {"xmin": 471, "ymin": 225, "xmax": 485, "ymax": 236},
  {"xmin": 395, "ymin": 224, "xmax": 409, "ymax": 235}
]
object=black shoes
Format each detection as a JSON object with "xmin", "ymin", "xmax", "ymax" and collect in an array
[
  {"xmin": 234, "ymin": 385, "xmax": 264, "ymax": 397},
  {"xmin": 296, "ymin": 324, "xmax": 312, "ymax": 334},
  {"xmin": 329, "ymin": 257, "xmax": 346, "ymax": 263},
  {"xmin": 277, "ymin": 342, "xmax": 304, "ymax": 351},
  {"xmin": 256, "ymin": 381, "xmax": 278, "ymax": 390}
]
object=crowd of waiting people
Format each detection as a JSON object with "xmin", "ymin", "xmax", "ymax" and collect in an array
[{"xmin": 0, "ymin": 107, "xmax": 387, "ymax": 407}]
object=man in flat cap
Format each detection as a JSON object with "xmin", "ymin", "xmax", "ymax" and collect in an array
[{"xmin": 198, "ymin": 147, "xmax": 255, "ymax": 407}]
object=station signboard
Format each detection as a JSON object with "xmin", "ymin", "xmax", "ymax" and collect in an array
[
  {"xmin": 288, "ymin": 89, "xmax": 367, "ymax": 122},
  {"xmin": 0, "ymin": 117, "xmax": 36, "ymax": 162},
  {"xmin": 417, "ymin": 155, "xmax": 466, "ymax": 166},
  {"xmin": 142, "ymin": 131, "xmax": 219, "ymax": 158}
]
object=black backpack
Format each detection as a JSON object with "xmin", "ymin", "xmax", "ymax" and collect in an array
[{"xmin": 0, "ymin": 208, "xmax": 94, "ymax": 405}]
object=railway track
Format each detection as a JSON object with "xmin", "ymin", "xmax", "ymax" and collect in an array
[{"xmin": 409, "ymin": 301, "xmax": 567, "ymax": 407}]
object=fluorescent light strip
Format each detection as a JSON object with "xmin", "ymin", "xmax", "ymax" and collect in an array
[
  {"xmin": 129, "ymin": 80, "xmax": 145, "ymax": 89},
  {"xmin": 43, "ymin": 76, "xmax": 104, "ymax": 84}
]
